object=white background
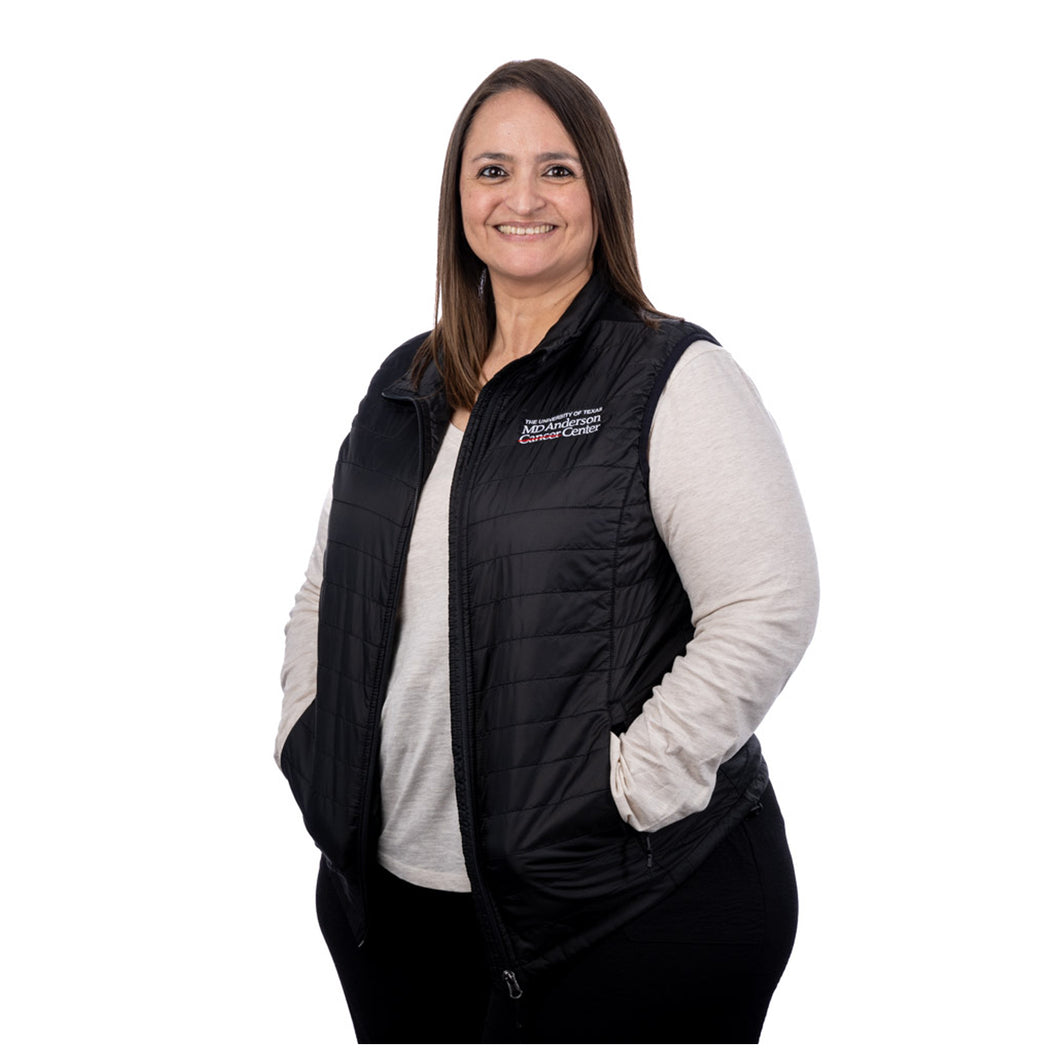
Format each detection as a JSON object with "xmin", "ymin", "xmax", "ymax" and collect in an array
[{"xmin": 2, "ymin": 1, "xmax": 1056, "ymax": 1055}]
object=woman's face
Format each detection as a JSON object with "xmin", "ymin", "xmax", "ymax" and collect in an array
[{"xmin": 460, "ymin": 90, "xmax": 596, "ymax": 295}]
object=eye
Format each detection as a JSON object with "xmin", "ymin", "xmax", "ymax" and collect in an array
[
  {"xmin": 544, "ymin": 164, "xmax": 575, "ymax": 178},
  {"xmin": 477, "ymin": 165, "xmax": 507, "ymax": 179}
]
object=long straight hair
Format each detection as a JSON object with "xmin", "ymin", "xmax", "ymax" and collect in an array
[{"xmin": 413, "ymin": 59, "xmax": 662, "ymax": 410}]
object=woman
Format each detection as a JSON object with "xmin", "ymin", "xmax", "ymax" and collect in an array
[{"xmin": 278, "ymin": 58, "xmax": 818, "ymax": 1044}]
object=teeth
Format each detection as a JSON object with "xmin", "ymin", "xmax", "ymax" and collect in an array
[{"xmin": 497, "ymin": 224, "xmax": 555, "ymax": 235}]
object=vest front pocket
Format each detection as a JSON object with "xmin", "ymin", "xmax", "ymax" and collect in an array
[{"xmin": 479, "ymin": 715, "xmax": 639, "ymax": 901}]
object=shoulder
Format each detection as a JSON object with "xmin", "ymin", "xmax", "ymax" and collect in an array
[
  {"xmin": 653, "ymin": 316, "xmax": 722, "ymax": 358},
  {"xmin": 348, "ymin": 329, "xmax": 439, "ymax": 410},
  {"xmin": 652, "ymin": 340, "xmax": 782, "ymax": 457},
  {"xmin": 595, "ymin": 287, "xmax": 718, "ymax": 349},
  {"xmin": 375, "ymin": 329, "xmax": 433, "ymax": 385},
  {"xmin": 636, "ymin": 321, "xmax": 722, "ymax": 426},
  {"xmin": 336, "ymin": 330, "xmax": 435, "ymax": 438},
  {"xmin": 615, "ymin": 312, "xmax": 723, "ymax": 387},
  {"xmin": 662, "ymin": 340, "xmax": 764, "ymax": 404}
]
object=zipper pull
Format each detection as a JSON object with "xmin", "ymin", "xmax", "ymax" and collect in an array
[
  {"xmin": 645, "ymin": 834, "xmax": 654, "ymax": 871},
  {"xmin": 503, "ymin": 969, "xmax": 523, "ymax": 1000}
]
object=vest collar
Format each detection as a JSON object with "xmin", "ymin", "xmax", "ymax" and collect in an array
[
  {"xmin": 386, "ymin": 271, "xmax": 621, "ymax": 401},
  {"xmin": 530, "ymin": 269, "xmax": 613, "ymax": 356}
]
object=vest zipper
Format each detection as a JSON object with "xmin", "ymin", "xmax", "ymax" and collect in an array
[{"xmin": 449, "ymin": 375, "xmax": 527, "ymax": 1000}]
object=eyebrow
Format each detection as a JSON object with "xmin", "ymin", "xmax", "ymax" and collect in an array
[{"xmin": 469, "ymin": 151, "xmax": 581, "ymax": 164}]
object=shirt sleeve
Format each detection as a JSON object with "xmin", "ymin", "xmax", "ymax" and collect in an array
[
  {"xmin": 609, "ymin": 341, "xmax": 819, "ymax": 831},
  {"xmin": 275, "ymin": 491, "xmax": 331, "ymax": 766}
]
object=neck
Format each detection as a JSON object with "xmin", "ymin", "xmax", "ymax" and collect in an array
[{"xmin": 481, "ymin": 266, "xmax": 592, "ymax": 382}]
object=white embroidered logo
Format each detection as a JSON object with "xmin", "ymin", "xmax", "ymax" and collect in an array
[{"xmin": 517, "ymin": 406, "xmax": 603, "ymax": 445}]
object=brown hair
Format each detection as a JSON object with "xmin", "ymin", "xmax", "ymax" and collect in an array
[{"xmin": 414, "ymin": 58, "xmax": 662, "ymax": 410}]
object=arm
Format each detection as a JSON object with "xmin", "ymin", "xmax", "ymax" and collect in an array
[
  {"xmin": 610, "ymin": 342, "xmax": 819, "ymax": 831},
  {"xmin": 275, "ymin": 491, "xmax": 331, "ymax": 766}
]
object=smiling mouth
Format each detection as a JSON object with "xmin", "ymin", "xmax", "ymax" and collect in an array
[{"xmin": 496, "ymin": 224, "xmax": 556, "ymax": 235}]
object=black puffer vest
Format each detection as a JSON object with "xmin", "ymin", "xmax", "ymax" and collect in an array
[{"xmin": 282, "ymin": 274, "xmax": 769, "ymax": 995}]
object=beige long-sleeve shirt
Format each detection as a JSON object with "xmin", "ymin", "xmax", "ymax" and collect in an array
[{"xmin": 278, "ymin": 340, "xmax": 819, "ymax": 891}]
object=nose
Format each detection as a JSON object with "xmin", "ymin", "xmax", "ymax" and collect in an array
[{"xmin": 505, "ymin": 172, "xmax": 546, "ymax": 216}]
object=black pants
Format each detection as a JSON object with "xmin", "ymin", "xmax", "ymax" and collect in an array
[{"xmin": 316, "ymin": 783, "xmax": 797, "ymax": 1044}]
